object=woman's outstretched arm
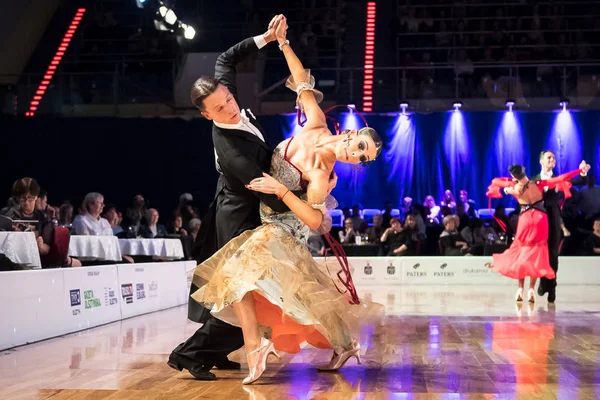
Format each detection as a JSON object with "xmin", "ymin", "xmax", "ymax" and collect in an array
[{"xmin": 274, "ymin": 16, "xmax": 326, "ymax": 129}]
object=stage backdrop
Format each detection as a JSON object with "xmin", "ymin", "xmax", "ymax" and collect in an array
[{"xmin": 0, "ymin": 110, "xmax": 598, "ymax": 215}]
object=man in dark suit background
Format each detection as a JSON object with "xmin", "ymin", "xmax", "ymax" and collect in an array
[
  {"xmin": 168, "ymin": 16, "xmax": 312, "ymax": 380},
  {"xmin": 532, "ymin": 150, "xmax": 590, "ymax": 303}
]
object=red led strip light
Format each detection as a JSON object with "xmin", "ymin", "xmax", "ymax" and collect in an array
[
  {"xmin": 362, "ymin": 2, "xmax": 376, "ymax": 112},
  {"xmin": 25, "ymin": 8, "xmax": 86, "ymax": 117}
]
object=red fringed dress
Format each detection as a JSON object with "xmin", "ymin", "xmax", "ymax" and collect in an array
[{"xmin": 485, "ymin": 169, "xmax": 581, "ymax": 280}]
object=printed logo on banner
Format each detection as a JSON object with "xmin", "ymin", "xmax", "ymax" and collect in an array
[
  {"xmin": 121, "ymin": 283, "xmax": 133, "ymax": 304},
  {"xmin": 434, "ymin": 262, "xmax": 455, "ymax": 277},
  {"xmin": 84, "ymin": 290, "xmax": 102, "ymax": 309},
  {"xmin": 387, "ymin": 262, "xmax": 396, "ymax": 275},
  {"xmin": 407, "ymin": 262, "xmax": 426, "ymax": 277},
  {"xmin": 363, "ymin": 263, "xmax": 373, "ymax": 275},
  {"xmin": 70, "ymin": 289, "xmax": 81, "ymax": 306},
  {"xmin": 149, "ymin": 281, "xmax": 158, "ymax": 298},
  {"xmin": 104, "ymin": 287, "xmax": 118, "ymax": 306},
  {"xmin": 136, "ymin": 283, "xmax": 146, "ymax": 300}
]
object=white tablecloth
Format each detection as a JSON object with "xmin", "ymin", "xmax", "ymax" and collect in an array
[
  {"xmin": 0, "ymin": 232, "xmax": 41, "ymax": 268},
  {"xmin": 68, "ymin": 235, "xmax": 122, "ymax": 261},
  {"xmin": 118, "ymin": 238, "xmax": 184, "ymax": 259}
]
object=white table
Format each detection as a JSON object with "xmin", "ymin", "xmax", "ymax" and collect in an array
[
  {"xmin": 68, "ymin": 235, "xmax": 122, "ymax": 261},
  {"xmin": 0, "ymin": 231, "xmax": 41, "ymax": 269},
  {"xmin": 118, "ymin": 238, "xmax": 184, "ymax": 260}
]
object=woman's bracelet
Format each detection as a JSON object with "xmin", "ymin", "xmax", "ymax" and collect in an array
[
  {"xmin": 278, "ymin": 189, "xmax": 290, "ymax": 200},
  {"xmin": 278, "ymin": 39, "xmax": 290, "ymax": 51}
]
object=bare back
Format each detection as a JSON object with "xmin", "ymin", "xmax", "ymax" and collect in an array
[{"xmin": 513, "ymin": 179, "xmax": 544, "ymax": 204}]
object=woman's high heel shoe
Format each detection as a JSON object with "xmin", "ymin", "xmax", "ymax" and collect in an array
[
  {"xmin": 242, "ymin": 337, "xmax": 280, "ymax": 385},
  {"xmin": 515, "ymin": 288, "xmax": 524, "ymax": 302},
  {"xmin": 528, "ymin": 288, "xmax": 535, "ymax": 303},
  {"xmin": 317, "ymin": 341, "xmax": 361, "ymax": 372}
]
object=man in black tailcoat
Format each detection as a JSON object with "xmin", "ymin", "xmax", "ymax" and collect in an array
[
  {"xmin": 532, "ymin": 150, "xmax": 590, "ymax": 303},
  {"xmin": 167, "ymin": 16, "xmax": 308, "ymax": 380}
]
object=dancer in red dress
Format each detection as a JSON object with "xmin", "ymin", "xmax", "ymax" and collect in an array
[{"xmin": 485, "ymin": 164, "xmax": 581, "ymax": 303}]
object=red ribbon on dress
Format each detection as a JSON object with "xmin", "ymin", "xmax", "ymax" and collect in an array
[{"xmin": 322, "ymin": 232, "xmax": 360, "ymax": 305}]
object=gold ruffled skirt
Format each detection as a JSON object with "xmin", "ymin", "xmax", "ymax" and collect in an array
[{"xmin": 191, "ymin": 224, "xmax": 383, "ymax": 353}]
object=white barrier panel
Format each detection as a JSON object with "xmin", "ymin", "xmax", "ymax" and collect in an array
[
  {"xmin": 315, "ymin": 256, "xmax": 600, "ymax": 286},
  {"xmin": 117, "ymin": 261, "xmax": 194, "ymax": 319},
  {"xmin": 63, "ymin": 265, "xmax": 121, "ymax": 333},
  {"xmin": 0, "ymin": 266, "xmax": 121, "ymax": 350}
]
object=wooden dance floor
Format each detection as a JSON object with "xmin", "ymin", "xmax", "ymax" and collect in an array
[{"xmin": 2, "ymin": 285, "xmax": 600, "ymax": 399}]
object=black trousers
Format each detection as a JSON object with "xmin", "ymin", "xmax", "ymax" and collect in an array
[
  {"xmin": 171, "ymin": 316, "xmax": 244, "ymax": 369},
  {"xmin": 539, "ymin": 205, "xmax": 561, "ymax": 294}
]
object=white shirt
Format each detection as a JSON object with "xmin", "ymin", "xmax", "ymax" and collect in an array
[
  {"xmin": 72, "ymin": 214, "xmax": 114, "ymax": 236},
  {"xmin": 211, "ymin": 35, "xmax": 267, "ymax": 173},
  {"xmin": 540, "ymin": 170, "xmax": 553, "ymax": 192}
]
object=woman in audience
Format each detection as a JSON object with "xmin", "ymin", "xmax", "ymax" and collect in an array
[
  {"xmin": 72, "ymin": 192, "xmax": 113, "ymax": 236},
  {"xmin": 440, "ymin": 189, "xmax": 457, "ymax": 213},
  {"xmin": 366, "ymin": 213, "xmax": 383, "ymax": 244},
  {"xmin": 58, "ymin": 202, "xmax": 74, "ymax": 228},
  {"xmin": 424, "ymin": 195, "xmax": 441, "ymax": 224},
  {"xmin": 168, "ymin": 213, "xmax": 188, "ymax": 236},
  {"xmin": 380, "ymin": 217, "xmax": 405, "ymax": 255}
]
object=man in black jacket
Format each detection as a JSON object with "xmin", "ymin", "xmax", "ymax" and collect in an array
[
  {"xmin": 168, "ymin": 16, "xmax": 308, "ymax": 381},
  {"xmin": 532, "ymin": 150, "xmax": 590, "ymax": 303}
]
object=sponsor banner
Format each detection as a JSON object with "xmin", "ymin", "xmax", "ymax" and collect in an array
[
  {"xmin": 315, "ymin": 256, "xmax": 598, "ymax": 286},
  {"xmin": 63, "ymin": 265, "xmax": 121, "ymax": 331},
  {"xmin": 117, "ymin": 261, "xmax": 191, "ymax": 319},
  {"xmin": 0, "ymin": 269, "xmax": 66, "ymax": 350}
]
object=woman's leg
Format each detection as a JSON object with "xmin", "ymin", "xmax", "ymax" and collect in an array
[
  {"xmin": 231, "ymin": 292, "xmax": 261, "ymax": 351},
  {"xmin": 518, "ymin": 279, "xmax": 525, "ymax": 290},
  {"xmin": 529, "ymin": 277, "xmax": 537, "ymax": 290}
]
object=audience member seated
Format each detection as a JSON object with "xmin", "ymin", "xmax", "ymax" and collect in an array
[
  {"xmin": 366, "ymin": 214, "xmax": 384, "ymax": 244},
  {"xmin": 307, "ymin": 234, "xmax": 326, "ymax": 257},
  {"xmin": 58, "ymin": 202, "xmax": 74, "ymax": 228},
  {"xmin": 339, "ymin": 217, "xmax": 357, "ymax": 244},
  {"xmin": 168, "ymin": 213, "xmax": 188, "ymax": 236},
  {"xmin": 458, "ymin": 189, "xmax": 478, "ymax": 218},
  {"xmin": 189, "ymin": 218, "xmax": 202, "ymax": 242},
  {"xmin": 394, "ymin": 214, "xmax": 424, "ymax": 256},
  {"xmin": 380, "ymin": 217, "xmax": 406, "ymax": 256},
  {"xmin": 491, "ymin": 205, "xmax": 509, "ymax": 233},
  {"xmin": 439, "ymin": 215, "xmax": 472, "ymax": 256},
  {"xmin": 2, "ymin": 178, "xmax": 80, "ymax": 268},
  {"xmin": 424, "ymin": 195, "xmax": 441, "ymax": 224},
  {"xmin": 399, "ymin": 197, "xmax": 412, "ymax": 221},
  {"xmin": 139, "ymin": 208, "xmax": 167, "ymax": 239},
  {"xmin": 583, "ymin": 218, "xmax": 600, "ymax": 255},
  {"xmin": 102, "ymin": 204, "xmax": 123, "ymax": 235},
  {"xmin": 72, "ymin": 192, "xmax": 113, "ymax": 236},
  {"xmin": 460, "ymin": 218, "xmax": 486, "ymax": 255},
  {"xmin": 177, "ymin": 197, "xmax": 200, "ymax": 231},
  {"xmin": 440, "ymin": 189, "xmax": 457, "ymax": 213},
  {"xmin": 125, "ymin": 194, "xmax": 147, "ymax": 234}
]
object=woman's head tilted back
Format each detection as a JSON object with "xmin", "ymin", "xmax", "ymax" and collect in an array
[
  {"xmin": 508, "ymin": 164, "xmax": 527, "ymax": 180},
  {"xmin": 336, "ymin": 127, "xmax": 383, "ymax": 166}
]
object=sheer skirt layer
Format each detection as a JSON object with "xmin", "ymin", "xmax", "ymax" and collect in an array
[{"xmin": 191, "ymin": 224, "xmax": 383, "ymax": 353}]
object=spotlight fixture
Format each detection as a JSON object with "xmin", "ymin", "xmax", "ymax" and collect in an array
[
  {"xmin": 347, "ymin": 104, "xmax": 356, "ymax": 113},
  {"xmin": 559, "ymin": 99, "xmax": 569, "ymax": 113},
  {"xmin": 452, "ymin": 101, "xmax": 462, "ymax": 112},
  {"xmin": 180, "ymin": 23, "xmax": 195, "ymax": 39},
  {"xmin": 400, "ymin": 102, "xmax": 408, "ymax": 115},
  {"xmin": 506, "ymin": 100, "xmax": 515, "ymax": 112}
]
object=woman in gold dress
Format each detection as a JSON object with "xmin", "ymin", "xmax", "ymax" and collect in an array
[{"xmin": 190, "ymin": 15, "xmax": 384, "ymax": 384}]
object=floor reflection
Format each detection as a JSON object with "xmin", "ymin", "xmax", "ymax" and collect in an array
[{"xmin": 0, "ymin": 284, "xmax": 599, "ymax": 399}]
